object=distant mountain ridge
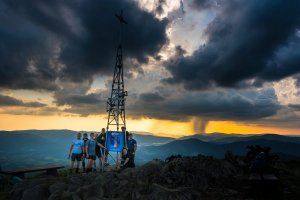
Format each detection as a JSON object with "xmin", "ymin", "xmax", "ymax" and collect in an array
[
  {"xmin": 0, "ymin": 129, "xmax": 175, "ymax": 146},
  {"xmin": 1, "ymin": 130, "xmax": 300, "ymax": 169},
  {"xmin": 137, "ymin": 138, "xmax": 300, "ymax": 162},
  {"xmin": 180, "ymin": 132, "xmax": 300, "ymax": 144}
]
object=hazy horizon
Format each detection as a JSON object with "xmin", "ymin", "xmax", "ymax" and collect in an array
[{"xmin": 1, "ymin": 128, "xmax": 300, "ymax": 138}]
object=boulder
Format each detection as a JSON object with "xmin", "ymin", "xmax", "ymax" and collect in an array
[
  {"xmin": 7, "ymin": 155, "xmax": 257, "ymax": 200},
  {"xmin": 49, "ymin": 182, "xmax": 68, "ymax": 193},
  {"xmin": 48, "ymin": 190, "xmax": 63, "ymax": 200},
  {"xmin": 21, "ymin": 184, "xmax": 49, "ymax": 200}
]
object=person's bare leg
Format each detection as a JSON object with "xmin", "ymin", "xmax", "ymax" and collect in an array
[
  {"xmin": 70, "ymin": 161, "xmax": 75, "ymax": 174},
  {"xmin": 93, "ymin": 160, "xmax": 96, "ymax": 172},
  {"xmin": 101, "ymin": 156, "xmax": 106, "ymax": 171},
  {"xmin": 82, "ymin": 158, "xmax": 86, "ymax": 172},
  {"xmin": 87, "ymin": 159, "xmax": 92, "ymax": 173},
  {"xmin": 99, "ymin": 158, "xmax": 102, "ymax": 172},
  {"xmin": 76, "ymin": 160, "xmax": 80, "ymax": 173}
]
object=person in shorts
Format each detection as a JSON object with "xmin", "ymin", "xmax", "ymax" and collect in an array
[
  {"xmin": 82, "ymin": 133, "xmax": 89, "ymax": 172},
  {"xmin": 93, "ymin": 133, "xmax": 99, "ymax": 172},
  {"xmin": 127, "ymin": 133, "xmax": 137, "ymax": 167},
  {"xmin": 97, "ymin": 128, "xmax": 107, "ymax": 172},
  {"xmin": 68, "ymin": 132, "xmax": 84, "ymax": 174},
  {"xmin": 86, "ymin": 132, "xmax": 106, "ymax": 173}
]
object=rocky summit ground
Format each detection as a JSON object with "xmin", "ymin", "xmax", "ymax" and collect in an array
[{"xmin": 5, "ymin": 155, "xmax": 300, "ymax": 200}]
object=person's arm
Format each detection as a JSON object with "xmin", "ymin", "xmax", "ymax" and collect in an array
[
  {"xmin": 97, "ymin": 142, "xmax": 107, "ymax": 149},
  {"xmin": 81, "ymin": 144, "xmax": 85, "ymax": 157},
  {"xmin": 68, "ymin": 144, "xmax": 74, "ymax": 158},
  {"xmin": 133, "ymin": 141, "xmax": 137, "ymax": 154},
  {"xmin": 117, "ymin": 154, "xmax": 122, "ymax": 169},
  {"xmin": 85, "ymin": 143, "xmax": 89, "ymax": 158},
  {"xmin": 123, "ymin": 157, "xmax": 129, "ymax": 166}
]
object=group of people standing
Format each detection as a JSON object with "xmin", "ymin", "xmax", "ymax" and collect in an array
[{"xmin": 68, "ymin": 127, "xmax": 137, "ymax": 174}]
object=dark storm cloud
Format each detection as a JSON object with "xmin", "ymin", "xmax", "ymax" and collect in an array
[
  {"xmin": 260, "ymin": 36, "xmax": 300, "ymax": 81},
  {"xmin": 0, "ymin": 0, "xmax": 168, "ymax": 90},
  {"xmin": 56, "ymin": 92, "xmax": 106, "ymax": 116},
  {"xmin": 128, "ymin": 88, "xmax": 281, "ymax": 121},
  {"xmin": 189, "ymin": 0, "xmax": 218, "ymax": 11},
  {"xmin": 55, "ymin": 93, "xmax": 103, "ymax": 106},
  {"xmin": 0, "ymin": 94, "xmax": 46, "ymax": 107},
  {"xmin": 55, "ymin": 91, "xmax": 106, "ymax": 116},
  {"xmin": 58, "ymin": 0, "xmax": 168, "ymax": 81},
  {"xmin": 63, "ymin": 104, "xmax": 104, "ymax": 117},
  {"xmin": 0, "ymin": 2, "xmax": 59, "ymax": 91},
  {"xmin": 139, "ymin": 92, "xmax": 165, "ymax": 103},
  {"xmin": 165, "ymin": 0, "xmax": 300, "ymax": 90},
  {"xmin": 155, "ymin": 0, "xmax": 166, "ymax": 16},
  {"xmin": 252, "ymin": 106, "xmax": 300, "ymax": 130},
  {"xmin": 51, "ymin": 81, "xmax": 109, "ymax": 116},
  {"xmin": 288, "ymin": 104, "xmax": 300, "ymax": 111}
]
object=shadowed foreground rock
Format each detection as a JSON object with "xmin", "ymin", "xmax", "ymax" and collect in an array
[{"xmin": 7, "ymin": 155, "xmax": 300, "ymax": 200}]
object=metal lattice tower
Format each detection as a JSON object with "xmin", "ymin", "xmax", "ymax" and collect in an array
[{"xmin": 106, "ymin": 11, "xmax": 128, "ymax": 131}]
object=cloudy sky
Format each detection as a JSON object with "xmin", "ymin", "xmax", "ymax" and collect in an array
[{"xmin": 1, "ymin": 0, "xmax": 300, "ymax": 137}]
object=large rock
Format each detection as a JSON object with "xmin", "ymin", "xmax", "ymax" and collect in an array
[
  {"xmin": 149, "ymin": 183, "xmax": 200, "ymax": 200},
  {"xmin": 135, "ymin": 159, "xmax": 164, "ymax": 177},
  {"xmin": 7, "ymin": 155, "xmax": 260, "ymax": 199},
  {"xmin": 75, "ymin": 183, "xmax": 103, "ymax": 199},
  {"xmin": 21, "ymin": 184, "xmax": 49, "ymax": 200},
  {"xmin": 48, "ymin": 190, "xmax": 62, "ymax": 200},
  {"xmin": 49, "ymin": 182, "xmax": 68, "ymax": 193}
]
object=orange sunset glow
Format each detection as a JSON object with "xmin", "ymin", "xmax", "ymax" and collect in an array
[
  {"xmin": 205, "ymin": 121, "xmax": 300, "ymax": 136},
  {"xmin": 1, "ymin": 114, "xmax": 299, "ymax": 137}
]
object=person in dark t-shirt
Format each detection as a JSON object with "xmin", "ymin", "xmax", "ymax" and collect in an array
[
  {"xmin": 93, "ymin": 133, "xmax": 98, "ymax": 171},
  {"xmin": 82, "ymin": 133, "xmax": 88, "ymax": 172},
  {"xmin": 121, "ymin": 126, "xmax": 127, "ymax": 142},
  {"xmin": 127, "ymin": 133, "xmax": 137, "ymax": 167},
  {"xmin": 119, "ymin": 148, "xmax": 130, "ymax": 170},
  {"xmin": 97, "ymin": 128, "xmax": 107, "ymax": 172}
]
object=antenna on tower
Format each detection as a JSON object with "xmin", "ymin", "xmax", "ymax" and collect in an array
[
  {"xmin": 115, "ymin": 10, "xmax": 128, "ymax": 46},
  {"xmin": 106, "ymin": 10, "xmax": 128, "ymax": 132}
]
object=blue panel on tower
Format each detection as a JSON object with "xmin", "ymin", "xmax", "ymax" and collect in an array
[{"xmin": 106, "ymin": 131, "xmax": 125, "ymax": 152}]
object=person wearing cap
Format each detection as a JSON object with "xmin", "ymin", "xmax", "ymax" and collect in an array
[{"xmin": 127, "ymin": 132, "xmax": 137, "ymax": 167}]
